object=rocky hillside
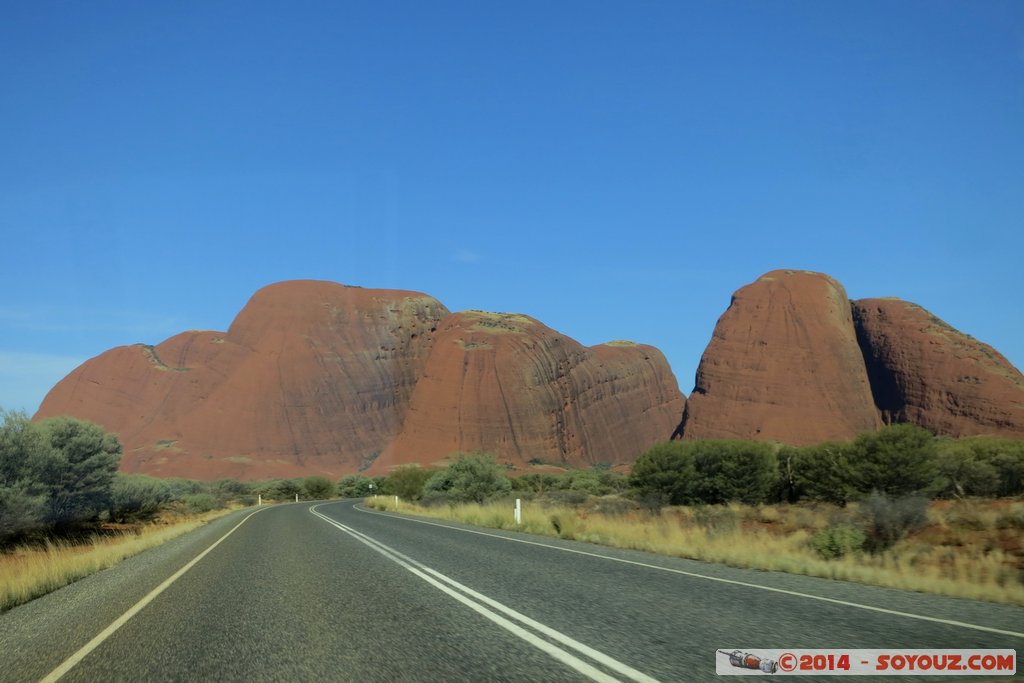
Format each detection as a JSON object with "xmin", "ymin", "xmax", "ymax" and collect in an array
[
  {"xmin": 375, "ymin": 311, "xmax": 684, "ymax": 473},
  {"xmin": 36, "ymin": 281, "xmax": 450, "ymax": 479},
  {"xmin": 35, "ymin": 281, "xmax": 685, "ymax": 479},
  {"xmin": 853, "ymin": 298, "xmax": 1024, "ymax": 438},
  {"xmin": 678, "ymin": 270, "xmax": 882, "ymax": 445},
  {"xmin": 675, "ymin": 270, "xmax": 1024, "ymax": 444},
  {"xmin": 35, "ymin": 273, "xmax": 1024, "ymax": 479}
]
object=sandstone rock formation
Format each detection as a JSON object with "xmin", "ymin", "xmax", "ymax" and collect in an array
[
  {"xmin": 853, "ymin": 298, "xmax": 1024, "ymax": 438},
  {"xmin": 678, "ymin": 270, "xmax": 883, "ymax": 445},
  {"xmin": 36, "ymin": 281, "xmax": 450, "ymax": 479},
  {"xmin": 373, "ymin": 312, "xmax": 685, "ymax": 472},
  {"xmin": 36, "ymin": 282, "xmax": 684, "ymax": 479}
]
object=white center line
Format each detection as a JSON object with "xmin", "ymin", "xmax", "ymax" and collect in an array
[{"xmin": 310, "ymin": 504, "xmax": 660, "ymax": 683}]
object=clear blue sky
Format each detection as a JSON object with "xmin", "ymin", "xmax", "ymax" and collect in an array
[{"xmin": 2, "ymin": 1, "xmax": 1023, "ymax": 413}]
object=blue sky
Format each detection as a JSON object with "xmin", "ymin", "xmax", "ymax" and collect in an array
[{"xmin": 2, "ymin": 1, "xmax": 1023, "ymax": 413}]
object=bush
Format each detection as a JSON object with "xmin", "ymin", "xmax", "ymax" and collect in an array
[
  {"xmin": 36, "ymin": 416, "xmax": 122, "ymax": 528},
  {"xmin": 932, "ymin": 441, "xmax": 999, "ymax": 499},
  {"xmin": 383, "ymin": 466, "xmax": 434, "ymax": 501},
  {"xmin": 631, "ymin": 440, "xmax": 776, "ymax": 507},
  {"xmin": 810, "ymin": 525, "xmax": 866, "ymax": 559},
  {"xmin": 689, "ymin": 440, "xmax": 776, "ymax": 505},
  {"xmin": 110, "ymin": 474, "xmax": 172, "ymax": 522},
  {"xmin": 182, "ymin": 493, "xmax": 220, "ymax": 514},
  {"xmin": 848, "ymin": 424, "xmax": 937, "ymax": 497},
  {"xmin": 164, "ymin": 477, "xmax": 204, "ymax": 499},
  {"xmin": 514, "ymin": 473, "xmax": 564, "ymax": 494},
  {"xmin": 250, "ymin": 479, "xmax": 302, "ymax": 501},
  {"xmin": 961, "ymin": 438, "xmax": 1024, "ymax": 496},
  {"xmin": 0, "ymin": 412, "xmax": 122, "ymax": 540},
  {"xmin": 788, "ymin": 443, "xmax": 859, "ymax": 505},
  {"xmin": 0, "ymin": 483, "xmax": 47, "ymax": 541},
  {"xmin": 210, "ymin": 479, "xmax": 249, "ymax": 497},
  {"xmin": 629, "ymin": 441, "xmax": 696, "ymax": 505},
  {"xmin": 302, "ymin": 476, "xmax": 335, "ymax": 500},
  {"xmin": 565, "ymin": 470, "xmax": 606, "ymax": 496},
  {"xmin": 860, "ymin": 491, "xmax": 929, "ymax": 552},
  {"xmin": 421, "ymin": 452, "xmax": 511, "ymax": 504},
  {"xmin": 337, "ymin": 474, "xmax": 376, "ymax": 498}
]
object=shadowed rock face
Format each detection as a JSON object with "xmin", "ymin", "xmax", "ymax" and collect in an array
[
  {"xmin": 852, "ymin": 298, "xmax": 1024, "ymax": 438},
  {"xmin": 679, "ymin": 270, "xmax": 883, "ymax": 445},
  {"xmin": 374, "ymin": 312, "xmax": 685, "ymax": 472},
  {"xmin": 36, "ymin": 281, "xmax": 450, "ymax": 480},
  {"xmin": 36, "ymin": 283, "xmax": 683, "ymax": 479}
]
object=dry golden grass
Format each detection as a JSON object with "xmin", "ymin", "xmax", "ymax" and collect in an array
[
  {"xmin": 0, "ymin": 508, "xmax": 237, "ymax": 612},
  {"xmin": 365, "ymin": 496, "xmax": 1024, "ymax": 606}
]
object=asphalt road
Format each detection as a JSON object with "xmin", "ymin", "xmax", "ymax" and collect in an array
[{"xmin": 1, "ymin": 500, "xmax": 1021, "ymax": 682}]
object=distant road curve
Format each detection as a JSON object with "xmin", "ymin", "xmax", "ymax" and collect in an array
[{"xmin": 0, "ymin": 500, "xmax": 1020, "ymax": 682}]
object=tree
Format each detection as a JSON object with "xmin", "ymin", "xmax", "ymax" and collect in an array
[
  {"xmin": 629, "ymin": 441, "xmax": 695, "ymax": 506},
  {"xmin": 689, "ymin": 440, "xmax": 777, "ymax": 505},
  {"xmin": 337, "ymin": 474, "xmax": 375, "ymax": 498},
  {"xmin": 848, "ymin": 424, "xmax": 937, "ymax": 497},
  {"xmin": 0, "ymin": 412, "xmax": 121, "ymax": 540},
  {"xmin": 36, "ymin": 416, "xmax": 122, "ymax": 527},
  {"xmin": 789, "ymin": 442, "xmax": 859, "ymax": 505},
  {"xmin": 932, "ymin": 440, "xmax": 999, "ymax": 499},
  {"xmin": 382, "ymin": 466, "xmax": 434, "ymax": 501},
  {"xmin": 302, "ymin": 476, "xmax": 334, "ymax": 500},
  {"xmin": 422, "ymin": 452, "xmax": 511, "ymax": 504}
]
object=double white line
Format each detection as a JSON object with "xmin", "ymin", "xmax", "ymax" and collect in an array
[{"xmin": 309, "ymin": 505, "xmax": 660, "ymax": 683}]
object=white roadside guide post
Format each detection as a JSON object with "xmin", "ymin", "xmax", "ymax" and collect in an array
[
  {"xmin": 295, "ymin": 493, "xmax": 298, "ymax": 503},
  {"xmin": 514, "ymin": 498, "xmax": 522, "ymax": 525},
  {"xmin": 394, "ymin": 495, "xmax": 399, "ymax": 509},
  {"xmin": 258, "ymin": 494, "xmax": 262, "ymax": 506}
]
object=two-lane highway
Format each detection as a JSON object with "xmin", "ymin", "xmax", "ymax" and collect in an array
[{"xmin": 1, "ymin": 500, "xmax": 1021, "ymax": 682}]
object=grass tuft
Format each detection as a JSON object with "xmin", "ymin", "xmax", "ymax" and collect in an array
[{"xmin": 0, "ymin": 508, "xmax": 235, "ymax": 612}]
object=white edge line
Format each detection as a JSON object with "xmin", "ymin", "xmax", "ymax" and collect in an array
[
  {"xmin": 310, "ymin": 505, "xmax": 650, "ymax": 683},
  {"xmin": 39, "ymin": 506, "xmax": 271, "ymax": 683},
  {"xmin": 349, "ymin": 502, "xmax": 1024, "ymax": 640}
]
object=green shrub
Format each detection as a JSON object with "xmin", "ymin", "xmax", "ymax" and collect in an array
[
  {"xmin": 250, "ymin": 479, "xmax": 302, "ymax": 500},
  {"xmin": 382, "ymin": 466, "xmax": 434, "ymax": 501},
  {"xmin": 302, "ymin": 476, "xmax": 334, "ymax": 500},
  {"xmin": 848, "ymin": 425, "xmax": 937, "ymax": 497},
  {"xmin": 932, "ymin": 441, "xmax": 999, "ymax": 499},
  {"xmin": 1, "ymin": 411, "xmax": 122, "ymax": 539},
  {"xmin": 689, "ymin": 440, "xmax": 776, "ymax": 505},
  {"xmin": 337, "ymin": 474, "xmax": 376, "ymax": 498},
  {"xmin": 422, "ymin": 452, "xmax": 511, "ymax": 504},
  {"xmin": 629, "ymin": 441, "xmax": 696, "ymax": 505},
  {"xmin": 788, "ymin": 443, "xmax": 859, "ymax": 505},
  {"xmin": 182, "ymin": 493, "xmax": 220, "ymax": 514},
  {"xmin": 164, "ymin": 477, "xmax": 204, "ymax": 499},
  {"xmin": 515, "ymin": 473, "xmax": 564, "ymax": 494},
  {"xmin": 110, "ymin": 474, "xmax": 172, "ymax": 522},
  {"xmin": 860, "ymin": 491, "xmax": 929, "ymax": 552},
  {"xmin": 810, "ymin": 525, "xmax": 866, "ymax": 559},
  {"xmin": 631, "ymin": 440, "xmax": 776, "ymax": 507},
  {"xmin": 0, "ymin": 483, "xmax": 47, "ymax": 541}
]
